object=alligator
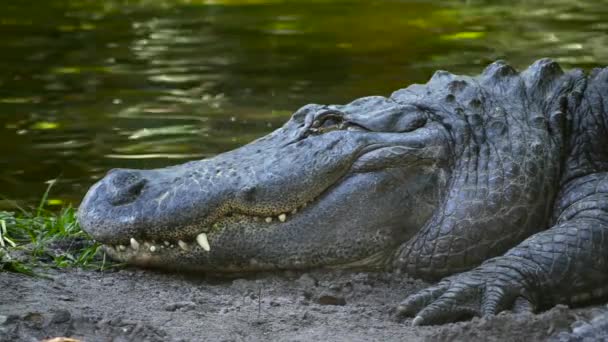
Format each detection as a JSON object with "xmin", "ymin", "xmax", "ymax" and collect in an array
[{"xmin": 78, "ymin": 59, "xmax": 608, "ymax": 326}]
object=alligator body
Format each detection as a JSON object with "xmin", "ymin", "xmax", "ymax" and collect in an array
[{"xmin": 78, "ymin": 59, "xmax": 608, "ymax": 325}]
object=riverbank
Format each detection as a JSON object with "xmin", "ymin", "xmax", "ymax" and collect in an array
[
  {"xmin": 3, "ymin": 266, "xmax": 605, "ymax": 342},
  {"xmin": 1, "ymin": 210, "xmax": 606, "ymax": 341}
]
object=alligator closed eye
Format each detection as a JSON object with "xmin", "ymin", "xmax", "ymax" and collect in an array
[
  {"xmin": 78, "ymin": 58, "xmax": 608, "ymax": 326},
  {"xmin": 307, "ymin": 110, "xmax": 348, "ymax": 134}
]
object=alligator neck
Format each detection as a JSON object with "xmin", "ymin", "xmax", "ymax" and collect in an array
[{"xmin": 561, "ymin": 68, "xmax": 608, "ymax": 185}]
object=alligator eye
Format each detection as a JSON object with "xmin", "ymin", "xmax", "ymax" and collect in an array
[
  {"xmin": 319, "ymin": 117, "xmax": 343, "ymax": 132},
  {"xmin": 309, "ymin": 111, "xmax": 345, "ymax": 134}
]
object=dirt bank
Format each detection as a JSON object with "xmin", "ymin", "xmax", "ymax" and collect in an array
[{"xmin": 1, "ymin": 267, "xmax": 606, "ymax": 341}]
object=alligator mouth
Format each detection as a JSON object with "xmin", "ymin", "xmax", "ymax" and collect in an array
[{"xmin": 101, "ymin": 190, "xmax": 323, "ymax": 259}]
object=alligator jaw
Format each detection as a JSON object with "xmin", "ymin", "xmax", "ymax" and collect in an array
[
  {"xmin": 84, "ymin": 162, "xmax": 444, "ymax": 273},
  {"xmin": 100, "ymin": 197, "xmax": 318, "ymax": 259}
]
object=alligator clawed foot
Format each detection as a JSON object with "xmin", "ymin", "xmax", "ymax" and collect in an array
[{"xmin": 398, "ymin": 266, "xmax": 535, "ymax": 326}]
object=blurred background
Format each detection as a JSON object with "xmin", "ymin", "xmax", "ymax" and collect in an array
[{"xmin": 1, "ymin": 0, "xmax": 607, "ymax": 208}]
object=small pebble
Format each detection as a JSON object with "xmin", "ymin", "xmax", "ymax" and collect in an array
[
  {"xmin": 51, "ymin": 310, "xmax": 71, "ymax": 324},
  {"xmin": 317, "ymin": 293, "xmax": 346, "ymax": 306},
  {"xmin": 163, "ymin": 301, "xmax": 196, "ymax": 312}
]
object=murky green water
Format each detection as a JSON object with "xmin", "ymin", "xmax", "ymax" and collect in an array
[{"xmin": 1, "ymin": 0, "xmax": 608, "ymax": 207}]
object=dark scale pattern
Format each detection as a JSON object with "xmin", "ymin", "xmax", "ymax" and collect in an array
[
  {"xmin": 399, "ymin": 61, "xmax": 608, "ymax": 325},
  {"xmin": 394, "ymin": 59, "xmax": 575, "ymax": 279}
]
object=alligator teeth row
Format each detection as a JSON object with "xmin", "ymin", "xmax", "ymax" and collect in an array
[
  {"xmin": 244, "ymin": 198, "xmax": 314, "ymax": 223},
  {"xmin": 260, "ymin": 211, "xmax": 291, "ymax": 223},
  {"xmin": 111, "ymin": 236, "xmax": 210, "ymax": 253},
  {"xmin": 106, "ymin": 201, "xmax": 313, "ymax": 254}
]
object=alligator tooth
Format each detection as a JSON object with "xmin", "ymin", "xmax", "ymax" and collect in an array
[
  {"xmin": 278, "ymin": 213, "xmax": 287, "ymax": 222},
  {"xmin": 196, "ymin": 233, "xmax": 211, "ymax": 252},
  {"xmin": 178, "ymin": 240, "xmax": 189, "ymax": 251},
  {"xmin": 164, "ymin": 241, "xmax": 170, "ymax": 246},
  {"xmin": 130, "ymin": 238, "xmax": 140, "ymax": 250},
  {"xmin": 265, "ymin": 217, "xmax": 272, "ymax": 223},
  {"xmin": 150, "ymin": 245, "xmax": 157, "ymax": 252},
  {"xmin": 291, "ymin": 208, "xmax": 297, "ymax": 215},
  {"xmin": 118, "ymin": 245, "xmax": 126, "ymax": 251}
]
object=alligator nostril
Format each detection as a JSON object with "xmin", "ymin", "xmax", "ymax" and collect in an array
[{"xmin": 105, "ymin": 169, "xmax": 147, "ymax": 206}]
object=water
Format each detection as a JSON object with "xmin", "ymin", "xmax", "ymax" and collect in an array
[{"xmin": 1, "ymin": 0, "xmax": 608, "ymax": 208}]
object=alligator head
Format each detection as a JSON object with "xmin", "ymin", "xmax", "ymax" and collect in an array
[
  {"xmin": 78, "ymin": 95, "xmax": 450, "ymax": 272},
  {"xmin": 79, "ymin": 59, "xmax": 578, "ymax": 275}
]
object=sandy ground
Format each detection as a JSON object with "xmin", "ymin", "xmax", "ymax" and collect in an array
[{"xmin": 2, "ymin": 266, "xmax": 608, "ymax": 342}]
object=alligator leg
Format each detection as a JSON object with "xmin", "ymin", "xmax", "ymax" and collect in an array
[{"xmin": 398, "ymin": 173, "xmax": 608, "ymax": 326}]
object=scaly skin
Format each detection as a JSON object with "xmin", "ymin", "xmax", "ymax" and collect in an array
[
  {"xmin": 78, "ymin": 59, "xmax": 608, "ymax": 325},
  {"xmin": 399, "ymin": 64, "xmax": 608, "ymax": 325},
  {"xmin": 393, "ymin": 61, "xmax": 570, "ymax": 279}
]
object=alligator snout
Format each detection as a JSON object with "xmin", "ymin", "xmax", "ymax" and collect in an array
[{"xmin": 104, "ymin": 169, "xmax": 147, "ymax": 206}]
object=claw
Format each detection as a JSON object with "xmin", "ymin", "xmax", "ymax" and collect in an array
[
  {"xmin": 399, "ymin": 264, "xmax": 534, "ymax": 325},
  {"xmin": 398, "ymin": 282, "xmax": 450, "ymax": 317},
  {"xmin": 481, "ymin": 286, "xmax": 505, "ymax": 316},
  {"xmin": 415, "ymin": 300, "xmax": 478, "ymax": 326},
  {"xmin": 512, "ymin": 296, "xmax": 534, "ymax": 314},
  {"xmin": 412, "ymin": 316, "xmax": 424, "ymax": 326},
  {"xmin": 402, "ymin": 282, "xmax": 483, "ymax": 325}
]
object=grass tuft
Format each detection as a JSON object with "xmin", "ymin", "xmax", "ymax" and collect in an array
[{"xmin": 0, "ymin": 206, "xmax": 117, "ymax": 275}]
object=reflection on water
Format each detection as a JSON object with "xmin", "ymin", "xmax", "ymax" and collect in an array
[{"xmin": 1, "ymin": 0, "xmax": 608, "ymax": 206}]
